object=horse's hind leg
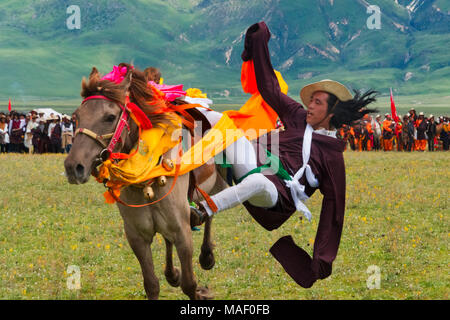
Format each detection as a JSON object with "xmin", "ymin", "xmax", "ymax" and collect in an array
[
  {"xmin": 164, "ymin": 238, "xmax": 181, "ymax": 287},
  {"xmin": 196, "ymin": 167, "xmax": 228, "ymax": 270},
  {"xmin": 124, "ymin": 223, "xmax": 160, "ymax": 300},
  {"xmin": 199, "ymin": 216, "xmax": 215, "ymax": 270}
]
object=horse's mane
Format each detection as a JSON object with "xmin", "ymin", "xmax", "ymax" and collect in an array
[{"xmin": 81, "ymin": 63, "xmax": 177, "ymax": 128}]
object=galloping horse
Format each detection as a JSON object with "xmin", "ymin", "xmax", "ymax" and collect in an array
[{"xmin": 64, "ymin": 66, "xmax": 228, "ymax": 299}]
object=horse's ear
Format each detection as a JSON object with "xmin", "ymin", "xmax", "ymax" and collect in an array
[
  {"xmin": 120, "ymin": 69, "xmax": 133, "ymax": 93},
  {"xmin": 89, "ymin": 67, "xmax": 100, "ymax": 80},
  {"xmin": 80, "ymin": 77, "xmax": 88, "ymax": 97}
]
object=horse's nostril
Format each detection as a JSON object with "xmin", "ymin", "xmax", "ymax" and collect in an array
[{"xmin": 75, "ymin": 164, "xmax": 85, "ymax": 178}]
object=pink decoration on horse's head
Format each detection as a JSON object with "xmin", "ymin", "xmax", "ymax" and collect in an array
[
  {"xmin": 101, "ymin": 65, "xmax": 131, "ymax": 84},
  {"xmin": 149, "ymin": 81, "xmax": 186, "ymax": 102}
]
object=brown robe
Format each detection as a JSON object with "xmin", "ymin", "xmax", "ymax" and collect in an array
[{"xmin": 241, "ymin": 22, "xmax": 346, "ymax": 288}]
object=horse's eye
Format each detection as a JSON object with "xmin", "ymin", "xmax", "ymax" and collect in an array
[{"xmin": 105, "ymin": 114, "xmax": 116, "ymax": 122}]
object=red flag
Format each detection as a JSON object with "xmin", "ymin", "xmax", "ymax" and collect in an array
[
  {"xmin": 390, "ymin": 88, "xmax": 399, "ymax": 122},
  {"xmin": 8, "ymin": 98, "xmax": 11, "ymax": 112},
  {"xmin": 390, "ymin": 88, "xmax": 401, "ymax": 141}
]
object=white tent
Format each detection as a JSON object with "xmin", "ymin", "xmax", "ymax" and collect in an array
[{"xmin": 32, "ymin": 108, "xmax": 63, "ymax": 120}]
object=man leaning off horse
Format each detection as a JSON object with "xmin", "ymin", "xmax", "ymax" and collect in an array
[{"xmin": 190, "ymin": 21, "xmax": 378, "ymax": 288}]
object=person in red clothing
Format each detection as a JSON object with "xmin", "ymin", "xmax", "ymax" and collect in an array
[
  {"xmin": 415, "ymin": 112, "xmax": 427, "ymax": 151},
  {"xmin": 348, "ymin": 125, "xmax": 356, "ymax": 150},
  {"xmin": 337, "ymin": 125, "xmax": 350, "ymax": 150},
  {"xmin": 382, "ymin": 114, "xmax": 394, "ymax": 151},
  {"xmin": 395, "ymin": 118, "xmax": 403, "ymax": 151},
  {"xmin": 191, "ymin": 22, "xmax": 378, "ymax": 288},
  {"xmin": 353, "ymin": 120, "xmax": 364, "ymax": 151},
  {"xmin": 362, "ymin": 115, "xmax": 373, "ymax": 151}
]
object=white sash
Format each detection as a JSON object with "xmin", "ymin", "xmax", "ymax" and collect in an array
[{"xmin": 284, "ymin": 124, "xmax": 319, "ymax": 221}]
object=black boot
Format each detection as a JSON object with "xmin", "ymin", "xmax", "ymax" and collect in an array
[{"xmin": 190, "ymin": 202, "xmax": 208, "ymax": 228}]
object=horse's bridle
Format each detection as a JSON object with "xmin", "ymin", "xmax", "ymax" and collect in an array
[
  {"xmin": 75, "ymin": 95, "xmax": 130, "ymax": 163},
  {"xmin": 75, "ymin": 94, "xmax": 185, "ymax": 208}
]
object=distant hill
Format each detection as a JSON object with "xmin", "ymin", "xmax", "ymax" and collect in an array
[{"xmin": 0, "ymin": 0, "xmax": 449, "ymax": 106}]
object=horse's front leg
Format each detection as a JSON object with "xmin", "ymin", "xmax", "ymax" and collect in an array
[
  {"xmin": 123, "ymin": 222, "xmax": 159, "ymax": 300},
  {"xmin": 174, "ymin": 219, "xmax": 213, "ymax": 300}
]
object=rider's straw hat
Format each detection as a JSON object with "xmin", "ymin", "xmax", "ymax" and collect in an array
[{"xmin": 300, "ymin": 79, "xmax": 353, "ymax": 107}]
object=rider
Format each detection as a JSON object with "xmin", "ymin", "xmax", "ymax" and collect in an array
[{"xmin": 191, "ymin": 22, "xmax": 378, "ymax": 288}]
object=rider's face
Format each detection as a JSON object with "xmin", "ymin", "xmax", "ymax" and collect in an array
[{"xmin": 306, "ymin": 91, "xmax": 333, "ymax": 130}]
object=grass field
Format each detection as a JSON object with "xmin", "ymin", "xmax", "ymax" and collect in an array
[{"xmin": 0, "ymin": 151, "xmax": 448, "ymax": 300}]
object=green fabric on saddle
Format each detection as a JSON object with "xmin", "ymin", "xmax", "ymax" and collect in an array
[
  {"xmin": 218, "ymin": 153, "xmax": 233, "ymax": 168},
  {"xmin": 216, "ymin": 153, "xmax": 234, "ymax": 186},
  {"xmin": 236, "ymin": 149, "xmax": 291, "ymax": 184}
]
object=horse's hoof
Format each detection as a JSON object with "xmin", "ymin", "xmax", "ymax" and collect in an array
[
  {"xmin": 165, "ymin": 267, "xmax": 181, "ymax": 287},
  {"xmin": 196, "ymin": 286, "xmax": 214, "ymax": 300},
  {"xmin": 199, "ymin": 249, "xmax": 215, "ymax": 270}
]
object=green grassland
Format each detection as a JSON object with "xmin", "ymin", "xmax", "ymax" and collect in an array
[{"xmin": 0, "ymin": 151, "xmax": 448, "ymax": 299}]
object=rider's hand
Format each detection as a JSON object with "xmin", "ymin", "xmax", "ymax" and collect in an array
[{"xmin": 241, "ymin": 21, "xmax": 270, "ymax": 61}]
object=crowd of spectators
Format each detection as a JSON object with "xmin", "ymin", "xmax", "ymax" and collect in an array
[
  {"xmin": 0, "ymin": 110, "xmax": 75, "ymax": 154},
  {"xmin": 1, "ymin": 107, "xmax": 448, "ymax": 155},
  {"xmin": 338, "ymin": 108, "xmax": 449, "ymax": 152}
]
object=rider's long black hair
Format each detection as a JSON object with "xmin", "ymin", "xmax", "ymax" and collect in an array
[{"xmin": 327, "ymin": 89, "xmax": 379, "ymax": 129}]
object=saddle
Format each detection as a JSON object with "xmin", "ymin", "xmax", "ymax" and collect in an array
[{"xmin": 171, "ymin": 99, "xmax": 216, "ymax": 201}]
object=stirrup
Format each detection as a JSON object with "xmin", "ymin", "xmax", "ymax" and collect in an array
[{"xmin": 190, "ymin": 204, "xmax": 207, "ymax": 228}]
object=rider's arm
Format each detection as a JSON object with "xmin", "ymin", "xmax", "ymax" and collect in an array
[{"xmin": 242, "ymin": 22, "xmax": 305, "ymax": 126}]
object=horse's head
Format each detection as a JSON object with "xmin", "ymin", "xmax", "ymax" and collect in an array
[
  {"xmin": 65, "ymin": 64, "xmax": 179, "ymax": 184},
  {"xmin": 64, "ymin": 67, "xmax": 136, "ymax": 184}
]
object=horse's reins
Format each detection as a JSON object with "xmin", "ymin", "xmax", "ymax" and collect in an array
[{"xmin": 75, "ymin": 94, "xmax": 181, "ymax": 207}]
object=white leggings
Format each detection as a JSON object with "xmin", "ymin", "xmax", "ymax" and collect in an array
[
  {"xmin": 196, "ymin": 108, "xmax": 257, "ymax": 180},
  {"xmin": 196, "ymin": 108, "xmax": 279, "ymax": 215}
]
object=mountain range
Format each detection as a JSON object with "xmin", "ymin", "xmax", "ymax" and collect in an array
[{"xmin": 0, "ymin": 0, "xmax": 449, "ymax": 105}]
